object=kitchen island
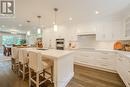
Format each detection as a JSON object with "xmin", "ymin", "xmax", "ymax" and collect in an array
[
  {"xmin": 40, "ymin": 49, "xmax": 74, "ymax": 87},
  {"xmin": 28, "ymin": 49, "xmax": 74, "ymax": 87}
]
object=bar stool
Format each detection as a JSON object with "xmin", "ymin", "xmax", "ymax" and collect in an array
[
  {"xmin": 28, "ymin": 51, "xmax": 53, "ymax": 87},
  {"xmin": 18, "ymin": 48, "xmax": 29, "ymax": 80},
  {"xmin": 11, "ymin": 47, "xmax": 19, "ymax": 73}
]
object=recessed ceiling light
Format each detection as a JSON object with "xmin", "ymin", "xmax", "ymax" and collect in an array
[
  {"xmin": 95, "ymin": 11, "xmax": 99, "ymax": 14},
  {"xmin": 41, "ymin": 25, "xmax": 44, "ymax": 28},
  {"xmin": 18, "ymin": 24, "xmax": 22, "ymax": 27},
  {"xmin": 69, "ymin": 17, "xmax": 72, "ymax": 21}
]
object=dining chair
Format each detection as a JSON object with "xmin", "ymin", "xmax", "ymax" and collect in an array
[
  {"xmin": 11, "ymin": 47, "xmax": 19, "ymax": 73},
  {"xmin": 28, "ymin": 51, "xmax": 53, "ymax": 87},
  {"xmin": 18, "ymin": 48, "xmax": 29, "ymax": 80},
  {"xmin": 2, "ymin": 45, "xmax": 7, "ymax": 56}
]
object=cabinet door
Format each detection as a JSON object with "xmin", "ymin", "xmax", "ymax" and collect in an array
[
  {"xmin": 96, "ymin": 21, "xmax": 123, "ymax": 41},
  {"xmin": 74, "ymin": 52, "xmax": 94, "ymax": 65}
]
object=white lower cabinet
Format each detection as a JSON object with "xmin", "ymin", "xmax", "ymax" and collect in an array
[
  {"xmin": 116, "ymin": 55, "xmax": 130, "ymax": 87},
  {"xmin": 74, "ymin": 51, "xmax": 117, "ymax": 73}
]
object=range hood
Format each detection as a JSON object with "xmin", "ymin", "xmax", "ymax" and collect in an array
[{"xmin": 77, "ymin": 32, "xmax": 96, "ymax": 36}]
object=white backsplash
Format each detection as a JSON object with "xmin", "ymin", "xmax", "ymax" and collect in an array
[{"xmin": 77, "ymin": 35, "xmax": 115, "ymax": 50}]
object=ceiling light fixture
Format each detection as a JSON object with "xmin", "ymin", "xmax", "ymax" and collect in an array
[
  {"xmin": 41, "ymin": 25, "xmax": 44, "ymax": 28},
  {"xmin": 37, "ymin": 16, "xmax": 42, "ymax": 34},
  {"xmin": 69, "ymin": 17, "xmax": 72, "ymax": 21},
  {"xmin": 26, "ymin": 20, "xmax": 31, "ymax": 36},
  {"xmin": 37, "ymin": 28, "xmax": 41, "ymax": 34},
  {"xmin": 95, "ymin": 11, "xmax": 99, "ymax": 15},
  {"xmin": 27, "ymin": 31, "xmax": 30, "ymax": 36},
  {"xmin": 54, "ymin": 8, "xmax": 58, "ymax": 32},
  {"xmin": 18, "ymin": 24, "xmax": 22, "ymax": 27}
]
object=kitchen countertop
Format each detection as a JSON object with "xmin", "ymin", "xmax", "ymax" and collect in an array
[
  {"xmin": 67, "ymin": 48, "xmax": 130, "ymax": 59},
  {"xmin": 29, "ymin": 49, "xmax": 74, "ymax": 59},
  {"xmin": 95, "ymin": 49, "xmax": 130, "ymax": 59}
]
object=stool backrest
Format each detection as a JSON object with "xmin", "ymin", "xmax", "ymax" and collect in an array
[
  {"xmin": 28, "ymin": 51, "xmax": 43, "ymax": 72},
  {"xmin": 23, "ymin": 49, "xmax": 29, "ymax": 63},
  {"xmin": 11, "ymin": 47, "xmax": 19, "ymax": 59},
  {"xmin": 19, "ymin": 48, "xmax": 24, "ymax": 64}
]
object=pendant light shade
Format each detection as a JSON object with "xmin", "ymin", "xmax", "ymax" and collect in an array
[
  {"xmin": 37, "ymin": 28, "xmax": 41, "ymax": 34},
  {"xmin": 54, "ymin": 24, "xmax": 58, "ymax": 32},
  {"xmin": 54, "ymin": 8, "xmax": 58, "ymax": 32},
  {"xmin": 37, "ymin": 16, "xmax": 41, "ymax": 34},
  {"xmin": 27, "ymin": 31, "xmax": 30, "ymax": 36}
]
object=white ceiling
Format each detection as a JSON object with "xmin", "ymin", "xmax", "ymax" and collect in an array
[{"xmin": 0, "ymin": 0, "xmax": 130, "ymax": 33}]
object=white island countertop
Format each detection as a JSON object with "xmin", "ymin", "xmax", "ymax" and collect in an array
[{"xmin": 39, "ymin": 49, "xmax": 74, "ymax": 59}]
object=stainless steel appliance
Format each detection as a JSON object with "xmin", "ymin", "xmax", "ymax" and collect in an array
[{"xmin": 56, "ymin": 38, "xmax": 64, "ymax": 50}]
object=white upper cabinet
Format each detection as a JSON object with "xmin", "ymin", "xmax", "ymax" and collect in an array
[
  {"xmin": 96, "ymin": 21, "xmax": 124, "ymax": 41},
  {"xmin": 123, "ymin": 15, "xmax": 130, "ymax": 40}
]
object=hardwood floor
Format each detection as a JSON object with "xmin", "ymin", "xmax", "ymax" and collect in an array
[
  {"xmin": 0, "ymin": 60, "xmax": 125, "ymax": 87},
  {"xmin": 67, "ymin": 65, "xmax": 125, "ymax": 87}
]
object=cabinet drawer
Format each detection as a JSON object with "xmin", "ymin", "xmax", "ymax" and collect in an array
[
  {"xmin": 94, "ymin": 60, "xmax": 115, "ymax": 67},
  {"xmin": 98, "ymin": 51, "xmax": 117, "ymax": 56},
  {"xmin": 94, "ymin": 58, "xmax": 115, "ymax": 64}
]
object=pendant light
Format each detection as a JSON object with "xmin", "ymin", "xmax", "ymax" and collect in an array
[
  {"xmin": 26, "ymin": 20, "xmax": 31, "ymax": 36},
  {"xmin": 37, "ymin": 16, "xmax": 41, "ymax": 34},
  {"xmin": 54, "ymin": 8, "xmax": 58, "ymax": 32}
]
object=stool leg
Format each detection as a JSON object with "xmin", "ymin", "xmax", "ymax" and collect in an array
[
  {"xmin": 36, "ymin": 72, "xmax": 39, "ymax": 87},
  {"xmin": 29, "ymin": 68, "xmax": 31, "ymax": 87},
  {"xmin": 43, "ymin": 70, "xmax": 45, "ymax": 77},
  {"xmin": 23, "ymin": 64, "xmax": 25, "ymax": 80},
  {"xmin": 18, "ymin": 63, "xmax": 20, "ymax": 77},
  {"xmin": 51, "ymin": 66, "xmax": 53, "ymax": 82}
]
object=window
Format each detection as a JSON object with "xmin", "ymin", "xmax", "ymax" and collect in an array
[
  {"xmin": 2, "ymin": 35, "xmax": 26, "ymax": 45},
  {"xmin": 2, "ymin": 36, "xmax": 14, "ymax": 45}
]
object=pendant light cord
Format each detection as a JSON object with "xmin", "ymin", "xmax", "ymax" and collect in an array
[
  {"xmin": 37, "ymin": 16, "xmax": 41, "ymax": 27},
  {"xmin": 54, "ymin": 8, "xmax": 58, "ymax": 25}
]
